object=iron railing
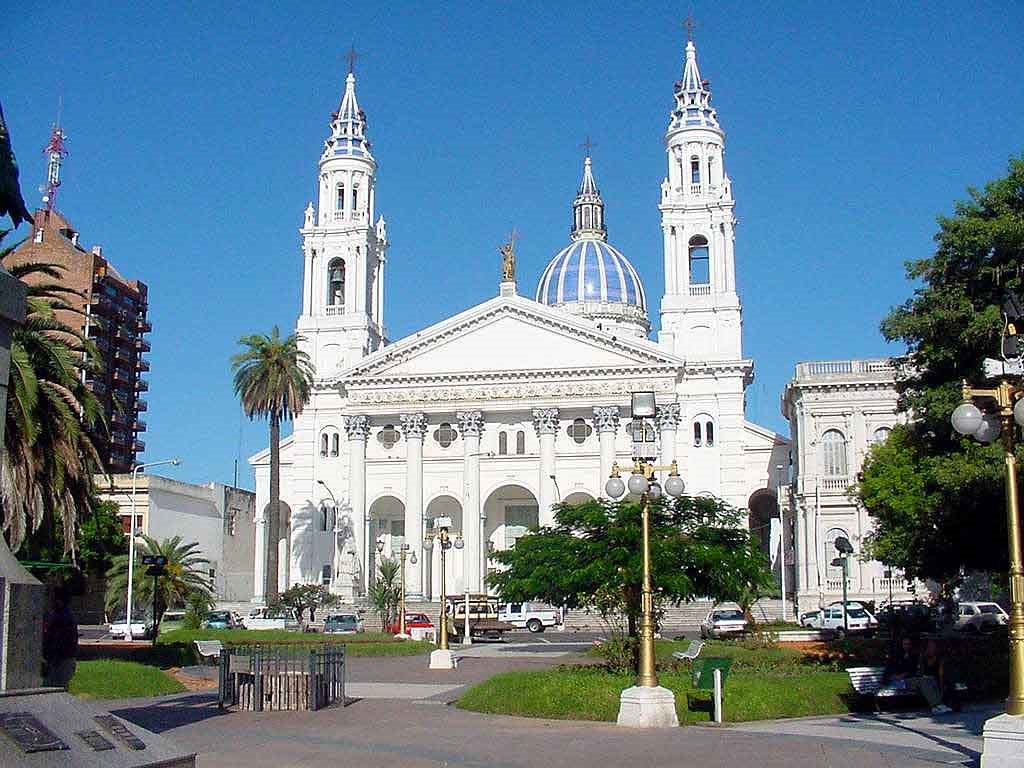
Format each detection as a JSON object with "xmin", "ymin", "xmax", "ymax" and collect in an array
[{"xmin": 218, "ymin": 644, "xmax": 346, "ymax": 712}]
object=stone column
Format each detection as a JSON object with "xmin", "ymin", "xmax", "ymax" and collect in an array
[
  {"xmin": 656, "ymin": 403, "xmax": 681, "ymax": 470},
  {"xmin": 252, "ymin": 505, "xmax": 267, "ymax": 604},
  {"xmin": 456, "ymin": 411, "xmax": 484, "ymax": 593},
  {"xmin": 592, "ymin": 406, "xmax": 620, "ymax": 490},
  {"xmin": 533, "ymin": 408, "xmax": 559, "ymax": 526},
  {"xmin": 344, "ymin": 415, "xmax": 370, "ymax": 594},
  {"xmin": 400, "ymin": 412, "xmax": 427, "ymax": 598}
]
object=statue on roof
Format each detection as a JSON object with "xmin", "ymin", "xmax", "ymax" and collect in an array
[{"xmin": 500, "ymin": 229, "xmax": 518, "ymax": 282}]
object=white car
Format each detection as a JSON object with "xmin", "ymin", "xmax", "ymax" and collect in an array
[
  {"xmin": 803, "ymin": 605, "xmax": 877, "ymax": 636},
  {"xmin": 498, "ymin": 602, "xmax": 562, "ymax": 633},
  {"xmin": 956, "ymin": 602, "xmax": 1009, "ymax": 633},
  {"xmin": 242, "ymin": 607, "xmax": 301, "ymax": 631},
  {"xmin": 700, "ymin": 608, "xmax": 748, "ymax": 639},
  {"xmin": 108, "ymin": 615, "xmax": 154, "ymax": 640}
]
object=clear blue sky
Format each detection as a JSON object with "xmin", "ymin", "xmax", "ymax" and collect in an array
[{"xmin": 5, "ymin": 2, "xmax": 1023, "ymax": 489}]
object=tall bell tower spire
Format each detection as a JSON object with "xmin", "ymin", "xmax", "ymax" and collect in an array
[
  {"xmin": 297, "ymin": 55, "xmax": 388, "ymax": 379},
  {"xmin": 657, "ymin": 31, "xmax": 741, "ymax": 361}
]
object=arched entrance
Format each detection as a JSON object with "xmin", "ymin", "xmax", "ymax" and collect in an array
[
  {"xmin": 425, "ymin": 495, "xmax": 463, "ymax": 600},
  {"xmin": 367, "ymin": 495, "xmax": 405, "ymax": 586},
  {"xmin": 483, "ymin": 484, "xmax": 539, "ymax": 592},
  {"xmin": 747, "ymin": 490, "xmax": 777, "ymax": 561}
]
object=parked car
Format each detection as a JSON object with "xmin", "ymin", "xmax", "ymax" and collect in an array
[
  {"xmin": 324, "ymin": 613, "xmax": 364, "ymax": 634},
  {"xmin": 498, "ymin": 602, "xmax": 562, "ymax": 633},
  {"xmin": 699, "ymin": 608, "xmax": 748, "ymax": 639},
  {"xmin": 956, "ymin": 602, "xmax": 1009, "ymax": 633},
  {"xmin": 108, "ymin": 614, "xmax": 154, "ymax": 640},
  {"xmin": 876, "ymin": 600, "xmax": 935, "ymax": 635},
  {"xmin": 803, "ymin": 604, "xmax": 877, "ymax": 636},
  {"xmin": 202, "ymin": 610, "xmax": 238, "ymax": 630},
  {"xmin": 385, "ymin": 612, "xmax": 433, "ymax": 634},
  {"xmin": 242, "ymin": 607, "xmax": 301, "ymax": 631},
  {"xmin": 446, "ymin": 594, "xmax": 513, "ymax": 641}
]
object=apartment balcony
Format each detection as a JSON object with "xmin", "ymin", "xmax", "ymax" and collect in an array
[
  {"xmin": 135, "ymin": 337, "xmax": 151, "ymax": 353},
  {"xmin": 87, "ymin": 316, "xmax": 107, "ymax": 333},
  {"xmin": 114, "ymin": 349, "xmax": 131, "ymax": 365},
  {"xmin": 112, "ymin": 369, "xmax": 131, "ymax": 385},
  {"xmin": 136, "ymin": 358, "xmax": 150, "ymax": 372},
  {"xmin": 137, "ymin": 318, "xmax": 152, "ymax": 333},
  {"xmin": 136, "ymin": 399, "xmax": 148, "ymax": 412},
  {"xmin": 133, "ymin": 419, "xmax": 147, "ymax": 433},
  {"xmin": 111, "ymin": 430, "xmax": 131, "ymax": 446},
  {"xmin": 136, "ymin": 378, "xmax": 149, "ymax": 392},
  {"xmin": 114, "ymin": 326, "xmax": 135, "ymax": 342},
  {"xmin": 134, "ymin": 440, "xmax": 146, "ymax": 453},
  {"xmin": 88, "ymin": 379, "xmax": 107, "ymax": 395}
]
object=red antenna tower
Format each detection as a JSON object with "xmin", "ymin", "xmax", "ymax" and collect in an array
[{"xmin": 41, "ymin": 123, "xmax": 68, "ymax": 212}]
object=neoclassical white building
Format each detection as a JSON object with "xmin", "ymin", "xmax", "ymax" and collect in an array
[{"xmin": 250, "ymin": 39, "xmax": 792, "ymax": 605}]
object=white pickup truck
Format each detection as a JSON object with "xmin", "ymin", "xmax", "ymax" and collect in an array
[
  {"xmin": 242, "ymin": 607, "xmax": 300, "ymax": 631},
  {"xmin": 498, "ymin": 602, "xmax": 562, "ymax": 633}
]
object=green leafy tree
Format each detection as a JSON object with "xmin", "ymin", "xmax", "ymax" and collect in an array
[
  {"xmin": 231, "ymin": 326, "xmax": 314, "ymax": 602},
  {"xmin": 368, "ymin": 557, "xmax": 401, "ymax": 630},
  {"xmin": 105, "ymin": 535, "xmax": 213, "ymax": 632},
  {"xmin": 489, "ymin": 496, "xmax": 772, "ymax": 639},
  {"xmin": 856, "ymin": 155, "xmax": 1024, "ymax": 582},
  {"xmin": 77, "ymin": 500, "xmax": 126, "ymax": 574},
  {"xmin": 273, "ymin": 583, "xmax": 339, "ymax": 623},
  {"xmin": 1, "ymin": 234, "xmax": 104, "ymax": 556}
]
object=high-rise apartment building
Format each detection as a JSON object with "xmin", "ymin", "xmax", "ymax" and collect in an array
[{"xmin": 11, "ymin": 208, "xmax": 150, "ymax": 473}]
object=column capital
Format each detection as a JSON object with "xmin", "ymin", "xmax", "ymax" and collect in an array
[
  {"xmin": 456, "ymin": 410, "xmax": 485, "ymax": 438},
  {"xmin": 399, "ymin": 412, "xmax": 428, "ymax": 440},
  {"xmin": 656, "ymin": 402, "xmax": 682, "ymax": 431},
  {"xmin": 532, "ymin": 407, "xmax": 560, "ymax": 436},
  {"xmin": 343, "ymin": 414, "xmax": 371, "ymax": 440},
  {"xmin": 592, "ymin": 406, "xmax": 620, "ymax": 433}
]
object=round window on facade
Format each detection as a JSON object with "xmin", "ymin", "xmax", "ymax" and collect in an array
[
  {"xmin": 378, "ymin": 425, "xmax": 399, "ymax": 449},
  {"xmin": 434, "ymin": 422, "xmax": 457, "ymax": 448},
  {"xmin": 566, "ymin": 418, "xmax": 593, "ymax": 445}
]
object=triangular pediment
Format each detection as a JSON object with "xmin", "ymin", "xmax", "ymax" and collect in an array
[{"xmin": 339, "ymin": 295, "xmax": 683, "ymax": 384}]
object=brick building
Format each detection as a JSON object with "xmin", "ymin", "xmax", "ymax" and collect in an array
[{"xmin": 11, "ymin": 209, "xmax": 150, "ymax": 473}]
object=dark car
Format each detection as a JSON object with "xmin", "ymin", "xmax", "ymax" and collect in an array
[{"xmin": 202, "ymin": 610, "xmax": 236, "ymax": 630}]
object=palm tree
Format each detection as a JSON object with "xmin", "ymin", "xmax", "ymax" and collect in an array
[
  {"xmin": 105, "ymin": 534, "xmax": 213, "ymax": 632},
  {"xmin": 1, "ymin": 231, "xmax": 104, "ymax": 556},
  {"xmin": 231, "ymin": 326, "xmax": 314, "ymax": 601},
  {"xmin": 368, "ymin": 557, "xmax": 401, "ymax": 630}
]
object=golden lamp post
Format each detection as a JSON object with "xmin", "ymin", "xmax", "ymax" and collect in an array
[
  {"xmin": 424, "ymin": 517, "xmax": 462, "ymax": 669},
  {"xmin": 604, "ymin": 391, "xmax": 686, "ymax": 727},
  {"xmin": 951, "ymin": 379, "xmax": 1024, "ymax": 718},
  {"xmin": 396, "ymin": 543, "xmax": 417, "ymax": 638}
]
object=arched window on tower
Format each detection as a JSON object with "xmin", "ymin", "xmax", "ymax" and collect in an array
[
  {"xmin": 336, "ymin": 184, "xmax": 345, "ymax": 211},
  {"xmin": 583, "ymin": 207, "xmax": 592, "ymax": 229},
  {"xmin": 328, "ymin": 259, "xmax": 345, "ymax": 307},
  {"xmin": 688, "ymin": 236, "xmax": 710, "ymax": 285},
  {"xmin": 693, "ymin": 422, "xmax": 702, "ymax": 447},
  {"xmin": 351, "ymin": 186, "xmax": 359, "ymax": 212},
  {"xmin": 331, "ymin": 433, "xmax": 340, "ymax": 457},
  {"xmin": 516, "ymin": 430, "xmax": 526, "ymax": 454},
  {"xmin": 321, "ymin": 433, "xmax": 329, "ymax": 457},
  {"xmin": 821, "ymin": 430, "xmax": 847, "ymax": 477},
  {"xmin": 690, "ymin": 157, "xmax": 701, "ymax": 185}
]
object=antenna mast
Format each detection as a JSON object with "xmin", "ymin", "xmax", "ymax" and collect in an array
[{"xmin": 41, "ymin": 122, "xmax": 68, "ymax": 211}]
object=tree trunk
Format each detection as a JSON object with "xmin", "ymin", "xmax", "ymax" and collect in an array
[{"xmin": 267, "ymin": 414, "xmax": 281, "ymax": 603}]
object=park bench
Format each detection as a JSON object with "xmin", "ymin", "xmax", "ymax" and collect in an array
[
  {"xmin": 672, "ymin": 639, "xmax": 705, "ymax": 663},
  {"xmin": 194, "ymin": 639, "xmax": 224, "ymax": 665},
  {"xmin": 692, "ymin": 657, "xmax": 733, "ymax": 723},
  {"xmin": 846, "ymin": 666, "xmax": 968, "ymax": 711}
]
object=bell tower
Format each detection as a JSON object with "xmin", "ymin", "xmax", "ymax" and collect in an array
[
  {"xmin": 657, "ymin": 35, "xmax": 741, "ymax": 361},
  {"xmin": 297, "ymin": 56, "xmax": 388, "ymax": 379}
]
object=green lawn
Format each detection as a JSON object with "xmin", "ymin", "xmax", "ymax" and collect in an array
[
  {"xmin": 69, "ymin": 660, "xmax": 186, "ymax": 700},
  {"xmin": 462, "ymin": 639, "xmax": 852, "ymax": 724}
]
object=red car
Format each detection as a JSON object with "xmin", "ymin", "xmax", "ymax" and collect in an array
[{"xmin": 386, "ymin": 612, "xmax": 435, "ymax": 634}]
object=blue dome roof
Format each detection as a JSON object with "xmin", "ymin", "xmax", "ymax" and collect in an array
[{"xmin": 536, "ymin": 239, "xmax": 646, "ymax": 311}]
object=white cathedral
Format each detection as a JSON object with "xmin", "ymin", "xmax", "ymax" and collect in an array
[{"xmin": 249, "ymin": 38, "xmax": 874, "ymax": 610}]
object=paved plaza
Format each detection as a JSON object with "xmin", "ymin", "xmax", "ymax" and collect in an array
[{"xmin": 101, "ymin": 652, "xmax": 995, "ymax": 767}]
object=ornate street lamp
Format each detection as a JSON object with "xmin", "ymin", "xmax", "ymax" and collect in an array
[
  {"xmin": 425, "ymin": 517, "xmax": 462, "ymax": 670},
  {"xmin": 951, "ymin": 380, "xmax": 1024, "ymax": 719},
  {"xmin": 396, "ymin": 543, "xmax": 418, "ymax": 638},
  {"xmin": 604, "ymin": 391, "xmax": 684, "ymax": 727}
]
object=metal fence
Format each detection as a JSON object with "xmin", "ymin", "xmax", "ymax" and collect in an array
[{"xmin": 218, "ymin": 645, "xmax": 346, "ymax": 712}]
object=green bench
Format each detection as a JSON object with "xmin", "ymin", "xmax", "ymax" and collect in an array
[{"xmin": 692, "ymin": 657, "xmax": 733, "ymax": 723}]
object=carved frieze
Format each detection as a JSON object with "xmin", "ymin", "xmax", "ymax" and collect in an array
[{"xmin": 346, "ymin": 377, "xmax": 677, "ymax": 405}]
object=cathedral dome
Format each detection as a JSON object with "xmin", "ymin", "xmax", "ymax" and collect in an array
[
  {"xmin": 537, "ymin": 239, "xmax": 646, "ymax": 310},
  {"xmin": 535, "ymin": 155, "xmax": 650, "ymax": 337}
]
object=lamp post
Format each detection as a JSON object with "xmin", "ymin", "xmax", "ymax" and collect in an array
[
  {"xmin": 952, "ymin": 380, "xmax": 1024, "ymax": 720},
  {"xmin": 126, "ymin": 458, "xmax": 181, "ymax": 641},
  {"xmin": 425, "ymin": 517, "xmax": 462, "ymax": 669},
  {"xmin": 604, "ymin": 391, "xmax": 685, "ymax": 727},
  {"xmin": 396, "ymin": 543, "xmax": 417, "ymax": 638}
]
